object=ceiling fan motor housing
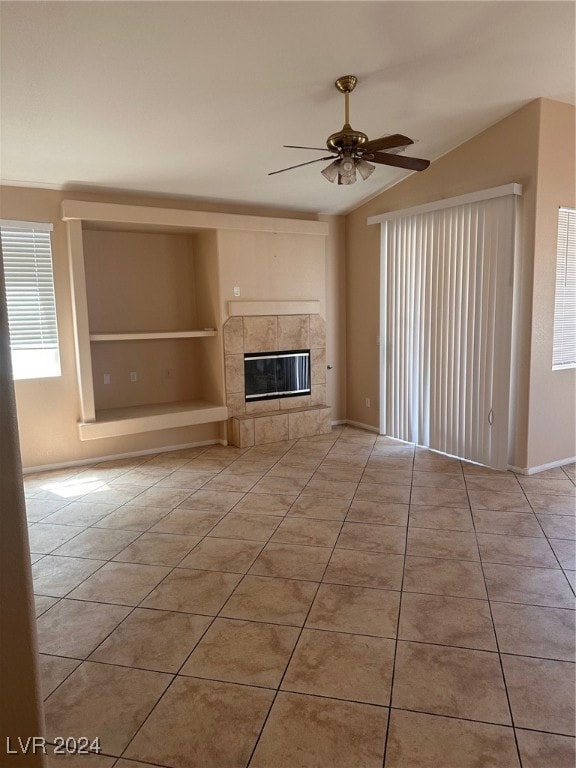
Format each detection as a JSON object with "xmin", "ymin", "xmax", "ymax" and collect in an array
[{"xmin": 326, "ymin": 124, "xmax": 368, "ymax": 154}]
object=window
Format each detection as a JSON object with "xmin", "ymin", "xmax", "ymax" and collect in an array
[
  {"xmin": 0, "ymin": 220, "xmax": 61, "ymax": 379},
  {"xmin": 552, "ymin": 207, "xmax": 576, "ymax": 370}
]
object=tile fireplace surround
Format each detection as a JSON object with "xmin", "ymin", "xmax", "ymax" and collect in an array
[{"xmin": 224, "ymin": 312, "xmax": 331, "ymax": 448}]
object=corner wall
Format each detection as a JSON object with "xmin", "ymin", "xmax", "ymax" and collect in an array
[{"xmin": 345, "ymin": 99, "xmax": 551, "ymax": 469}]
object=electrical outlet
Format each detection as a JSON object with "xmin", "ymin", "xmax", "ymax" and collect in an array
[
  {"xmin": 233, "ymin": 286, "xmax": 240, "ymax": 297},
  {"xmin": 365, "ymin": 397, "xmax": 371, "ymax": 408},
  {"xmin": 103, "ymin": 373, "xmax": 111, "ymax": 385},
  {"xmin": 130, "ymin": 371, "xmax": 138, "ymax": 382}
]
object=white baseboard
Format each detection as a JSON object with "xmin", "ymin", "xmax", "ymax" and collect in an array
[
  {"xmin": 22, "ymin": 438, "xmax": 225, "ymax": 475},
  {"xmin": 508, "ymin": 455, "xmax": 576, "ymax": 476},
  {"xmin": 343, "ymin": 419, "xmax": 380, "ymax": 434}
]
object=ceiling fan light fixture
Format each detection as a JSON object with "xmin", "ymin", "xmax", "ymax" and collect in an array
[
  {"xmin": 321, "ymin": 159, "xmax": 340, "ymax": 183},
  {"xmin": 340, "ymin": 153, "xmax": 355, "ymax": 175},
  {"xmin": 338, "ymin": 170, "xmax": 356, "ymax": 185},
  {"xmin": 356, "ymin": 158, "xmax": 375, "ymax": 180}
]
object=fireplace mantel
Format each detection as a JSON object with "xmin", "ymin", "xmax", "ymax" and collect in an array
[{"xmin": 228, "ymin": 300, "xmax": 321, "ymax": 317}]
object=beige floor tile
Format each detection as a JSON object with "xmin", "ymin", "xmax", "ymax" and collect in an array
[
  {"xmin": 149, "ymin": 508, "xmax": 224, "ymax": 536},
  {"xmin": 346, "ymin": 499, "xmax": 408, "ymax": 526},
  {"xmin": 536, "ymin": 513, "xmax": 576, "ymax": 539},
  {"xmin": 407, "ymin": 527, "xmax": 480, "ymax": 560},
  {"xmin": 354, "ymin": 482, "xmax": 411, "ymax": 504},
  {"xmin": 366, "ymin": 456, "xmax": 414, "ymax": 471},
  {"xmin": 409, "ymin": 505, "xmax": 474, "ymax": 531},
  {"xmin": 89, "ymin": 608, "xmax": 211, "ymax": 672},
  {"xmin": 324, "ymin": 549, "xmax": 404, "ymax": 590},
  {"xmin": 403, "ymin": 555, "xmax": 487, "ymax": 598},
  {"xmin": 220, "ymin": 575, "xmax": 318, "ymax": 626},
  {"xmin": 43, "ymin": 501, "xmax": 121, "ymax": 527},
  {"xmin": 32, "ymin": 556, "xmax": 107, "ymax": 597},
  {"xmin": 306, "ymin": 583, "xmax": 400, "ymax": 638},
  {"xmin": 125, "ymin": 676, "xmax": 273, "ymax": 768},
  {"xmin": 564, "ymin": 569, "xmax": 576, "ymax": 589},
  {"xmin": 399, "ymin": 592, "xmax": 496, "ymax": 650},
  {"xmin": 266, "ymin": 463, "xmax": 315, "ymax": 481},
  {"xmin": 477, "ymin": 532, "xmax": 559, "ymax": 568},
  {"xmin": 502, "ymin": 654, "xmax": 575, "ymax": 735},
  {"xmin": 472, "ymin": 509, "xmax": 544, "ymax": 537},
  {"xmin": 45, "ymin": 747, "xmax": 118, "ymax": 765},
  {"xmin": 491, "ymin": 602, "xmax": 575, "ymax": 661},
  {"xmin": 336, "ymin": 521, "xmax": 406, "ymax": 555},
  {"xmin": 28, "ymin": 523, "xmax": 86, "ymax": 554},
  {"xmin": 287, "ymin": 494, "xmax": 350, "ymax": 521},
  {"xmin": 93, "ymin": 504, "xmax": 170, "ymax": 531},
  {"xmin": 26, "ymin": 498, "xmax": 71, "ymax": 522},
  {"xmin": 249, "ymin": 542, "xmax": 332, "ymax": 581},
  {"xmin": 37, "ymin": 599, "xmax": 130, "ymax": 658},
  {"xmin": 178, "ymin": 489, "xmax": 244, "ymax": 513},
  {"xmin": 34, "ymin": 594, "xmax": 59, "ymax": 617},
  {"xmin": 125, "ymin": 487, "xmax": 192, "ymax": 509},
  {"xmin": 385, "ymin": 710, "xmax": 520, "ymax": 768},
  {"xmin": 464, "ymin": 475, "xmax": 522, "ymax": 492},
  {"xmin": 141, "ymin": 568, "xmax": 241, "ymax": 614},
  {"xmin": 516, "ymin": 729, "xmax": 576, "ymax": 768},
  {"xmin": 412, "ymin": 471, "xmax": 466, "ymax": 489},
  {"xmin": 550, "ymin": 537, "xmax": 576, "ymax": 568},
  {"xmin": 251, "ymin": 475, "xmax": 309, "ymax": 495},
  {"xmin": 181, "ymin": 617, "xmax": 299, "ymax": 687},
  {"xmin": 393, "ymin": 641, "xmax": 511, "ymax": 724},
  {"xmin": 251, "ymin": 691, "xmax": 387, "ymax": 768},
  {"xmin": 179, "ymin": 537, "xmax": 263, "ymax": 572},
  {"xmin": 483, "ymin": 563, "xmax": 576, "ymax": 608},
  {"xmin": 68, "ymin": 562, "xmax": 171, "ymax": 606},
  {"xmin": 468, "ymin": 490, "xmax": 532, "ymax": 513},
  {"xmin": 303, "ymin": 478, "xmax": 359, "ymax": 499},
  {"xmin": 410, "ymin": 487, "xmax": 469, "ymax": 508},
  {"xmin": 282, "ymin": 628, "xmax": 394, "ymax": 705},
  {"xmin": 154, "ymin": 469, "xmax": 215, "ymax": 489},
  {"xmin": 271, "ymin": 517, "xmax": 342, "ymax": 547},
  {"xmin": 39, "ymin": 654, "xmax": 81, "ymax": 699},
  {"xmin": 314, "ymin": 466, "xmax": 365, "ymax": 483},
  {"xmin": 231, "ymin": 492, "xmax": 296, "ymax": 515},
  {"xmin": 527, "ymin": 494, "xmax": 576, "ymax": 515},
  {"xmin": 518, "ymin": 477, "xmax": 576, "ymax": 496},
  {"xmin": 226, "ymin": 460, "xmax": 277, "ymax": 475},
  {"xmin": 413, "ymin": 456, "xmax": 462, "ymax": 474},
  {"xmin": 201, "ymin": 473, "xmax": 261, "ymax": 492},
  {"xmin": 44, "ymin": 661, "xmax": 171, "ymax": 756},
  {"xmin": 80, "ymin": 485, "xmax": 145, "ymax": 506},
  {"xmin": 360, "ymin": 468, "xmax": 413, "ymax": 486},
  {"xmin": 110, "ymin": 469, "xmax": 172, "ymax": 487},
  {"xmin": 209, "ymin": 512, "xmax": 281, "ymax": 541},
  {"xmin": 53, "ymin": 528, "xmax": 140, "ymax": 559},
  {"xmin": 112, "ymin": 532, "xmax": 201, "ymax": 566}
]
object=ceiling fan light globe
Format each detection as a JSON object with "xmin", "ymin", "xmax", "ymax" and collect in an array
[
  {"xmin": 357, "ymin": 159, "xmax": 375, "ymax": 180},
  {"xmin": 321, "ymin": 160, "xmax": 340, "ymax": 183},
  {"xmin": 339, "ymin": 170, "xmax": 356, "ymax": 185},
  {"xmin": 340, "ymin": 154, "xmax": 355, "ymax": 174}
]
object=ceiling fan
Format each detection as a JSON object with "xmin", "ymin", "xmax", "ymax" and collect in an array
[{"xmin": 269, "ymin": 75, "xmax": 430, "ymax": 185}]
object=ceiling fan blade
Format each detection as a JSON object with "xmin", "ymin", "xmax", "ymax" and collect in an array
[
  {"xmin": 362, "ymin": 134, "xmax": 414, "ymax": 153},
  {"xmin": 268, "ymin": 156, "xmax": 335, "ymax": 176},
  {"xmin": 369, "ymin": 152, "xmax": 430, "ymax": 172},
  {"xmin": 284, "ymin": 145, "xmax": 331, "ymax": 152}
]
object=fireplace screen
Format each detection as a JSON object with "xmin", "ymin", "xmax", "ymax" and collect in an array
[{"xmin": 244, "ymin": 349, "xmax": 311, "ymax": 401}]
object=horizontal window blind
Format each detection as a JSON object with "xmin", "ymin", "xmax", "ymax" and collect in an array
[
  {"xmin": 552, "ymin": 207, "xmax": 576, "ymax": 369},
  {"xmin": 0, "ymin": 220, "xmax": 57, "ymax": 350}
]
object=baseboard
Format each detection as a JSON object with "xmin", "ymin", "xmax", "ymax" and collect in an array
[
  {"xmin": 344, "ymin": 419, "xmax": 380, "ymax": 434},
  {"xmin": 22, "ymin": 438, "xmax": 225, "ymax": 475},
  {"xmin": 508, "ymin": 455, "xmax": 576, "ymax": 476},
  {"xmin": 331, "ymin": 419, "xmax": 347, "ymax": 426}
]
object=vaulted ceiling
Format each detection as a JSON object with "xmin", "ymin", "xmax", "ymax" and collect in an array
[{"xmin": 0, "ymin": 1, "xmax": 574, "ymax": 215}]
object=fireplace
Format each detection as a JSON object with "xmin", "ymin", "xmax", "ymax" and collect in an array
[{"xmin": 244, "ymin": 349, "xmax": 311, "ymax": 402}]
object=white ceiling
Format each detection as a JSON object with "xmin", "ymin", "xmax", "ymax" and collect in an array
[{"xmin": 0, "ymin": 1, "xmax": 574, "ymax": 215}]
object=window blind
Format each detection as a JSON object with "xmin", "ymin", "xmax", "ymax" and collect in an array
[
  {"xmin": 0, "ymin": 219, "xmax": 60, "ymax": 379},
  {"xmin": 552, "ymin": 207, "xmax": 576, "ymax": 370}
]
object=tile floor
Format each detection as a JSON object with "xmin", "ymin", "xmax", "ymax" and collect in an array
[{"xmin": 24, "ymin": 427, "xmax": 576, "ymax": 767}]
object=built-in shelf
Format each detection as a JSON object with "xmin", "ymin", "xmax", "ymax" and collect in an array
[
  {"xmin": 78, "ymin": 400, "xmax": 228, "ymax": 440},
  {"xmin": 89, "ymin": 330, "xmax": 217, "ymax": 342}
]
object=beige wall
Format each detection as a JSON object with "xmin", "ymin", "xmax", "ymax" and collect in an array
[
  {"xmin": 0, "ymin": 186, "xmax": 343, "ymax": 469},
  {"xmin": 528, "ymin": 100, "xmax": 576, "ymax": 468},
  {"xmin": 345, "ymin": 99, "xmax": 574, "ymax": 470}
]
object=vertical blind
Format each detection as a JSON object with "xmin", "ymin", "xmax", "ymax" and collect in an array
[
  {"xmin": 0, "ymin": 220, "xmax": 57, "ymax": 351},
  {"xmin": 380, "ymin": 192, "xmax": 517, "ymax": 469},
  {"xmin": 552, "ymin": 207, "xmax": 576, "ymax": 369}
]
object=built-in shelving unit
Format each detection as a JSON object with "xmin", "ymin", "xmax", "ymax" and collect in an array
[{"xmin": 89, "ymin": 330, "xmax": 217, "ymax": 342}]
